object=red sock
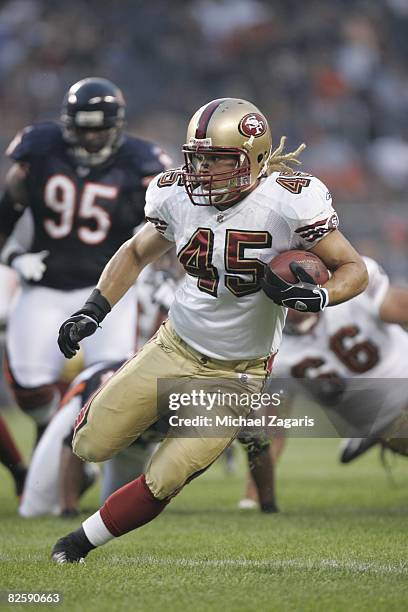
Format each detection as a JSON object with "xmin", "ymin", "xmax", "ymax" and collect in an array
[
  {"xmin": 100, "ymin": 474, "xmax": 169, "ymax": 536},
  {"xmin": 0, "ymin": 415, "xmax": 23, "ymax": 470}
]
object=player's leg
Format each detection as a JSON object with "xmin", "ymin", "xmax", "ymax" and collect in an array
[
  {"xmin": 59, "ymin": 438, "xmax": 99, "ymax": 517},
  {"xmin": 81, "ymin": 286, "xmax": 137, "ymax": 364},
  {"xmin": 51, "ymin": 355, "xmax": 267, "ymax": 563},
  {"xmin": 0, "ymin": 414, "xmax": 27, "ymax": 499},
  {"xmin": 100, "ymin": 442, "xmax": 154, "ymax": 503},
  {"xmin": 19, "ymin": 397, "xmax": 81, "ymax": 517},
  {"xmin": 51, "ymin": 435, "xmax": 241, "ymax": 564},
  {"xmin": 6, "ymin": 286, "xmax": 67, "ymax": 439},
  {"xmin": 238, "ymin": 435, "xmax": 285, "ymax": 511},
  {"xmin": 72, "ymin": 322, "xmax": 200, "ymax": 463}
]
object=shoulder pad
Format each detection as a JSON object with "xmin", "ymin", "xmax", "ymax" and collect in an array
[
  {"xmin": 272, "ymin": 172, "xmax": 333, "ymax": 222},
  {"xmin": 147, "ymin": 167, "xmax": 184, "ymax": 197},
  {"xmin": 6, "ymin": 122, "xmax": 63, "ymax": 162},
  {"xmin": 118, "ymin": 135, "xmax": 170, "ymax": 176}
]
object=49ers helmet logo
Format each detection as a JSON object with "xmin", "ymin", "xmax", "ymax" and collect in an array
[{"xmin": 238, "ymin": 113, "xmax": 267, "ymax": 138}]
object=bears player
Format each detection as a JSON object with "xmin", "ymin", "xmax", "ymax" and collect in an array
[
  {"xmin": 0, "ymin": 77, "xmax": 169, "ymax": 441},
  {"xmin": 51, "ymin": 97, "xmax": 368, "ymax": 563},
  {"xmin": 240, "ymin": 256, "xmax": 408, "ymax": 509}
]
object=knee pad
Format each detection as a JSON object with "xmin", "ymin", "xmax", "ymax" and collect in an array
[{"xmin": 4, "ymin": 355, "xmax": 60, "ymax": 425}]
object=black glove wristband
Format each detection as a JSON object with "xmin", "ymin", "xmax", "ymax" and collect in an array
[
  {"xmin": 75, "ymin": 289, "xmax": 111, "ymax": 324},
  {"xmin": 5, "ymin": 250, "xmax": 24, "ymax": 266}
]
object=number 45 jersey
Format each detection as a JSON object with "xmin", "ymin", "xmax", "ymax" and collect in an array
[
  {"xmin": 145, "ymin": 169, "xmax": 338, "ymax": 360},
  {"xmin": 6, "ymin": 122, "xmax": 168, "ymax": 290}
]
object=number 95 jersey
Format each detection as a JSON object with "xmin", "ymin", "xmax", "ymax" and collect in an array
[
  {"xmin": 145, "ymin": 169, "xmax": 338, "ymax": 360},
  {"xmin": 6, "ymin": 122, "xmax": 167, "ymax": 290}
]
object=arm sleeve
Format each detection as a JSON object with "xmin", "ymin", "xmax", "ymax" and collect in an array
[
  {"xmin": 139, "ymin": 145, "xmax": 172, "ymax": 178},
  {"xmin": 144, "ymin": 172, "xmax": 177, "ymax": 242},
  {"xmin": 6, "ymin": 126, "xmax": 35, "ymax": 162},
  {"xmin": 284, "ymin": 176, "xmax": 339, "ymax": 250}
]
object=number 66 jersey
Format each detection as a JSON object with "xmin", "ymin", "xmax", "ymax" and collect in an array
[
  {"xmin": 273, "ymin": 256, "xmax": 407, "ymax": 381},
  {"xmin": 270, "ymin": 257, "xmax": 408, "ymax": 434},
  {"xmin": 145, "ymin": 169, "xmax": 339, "ymax": 360}
]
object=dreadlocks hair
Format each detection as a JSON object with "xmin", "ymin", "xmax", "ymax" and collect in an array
[{"xmin": 264, "ymin": 136, "xmax": 306, "ymax": 176}]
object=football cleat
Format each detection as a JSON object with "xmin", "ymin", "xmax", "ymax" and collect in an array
[
  {"xmin": 339, "ymin": 436, "xmax": 379, "ymax": 463},
  {"xmin": 260, "ymin": 501, "xmax": 279, "ymax": 514},
  {"xmin": 51, "ymin": 528, "xmax": 94, "ymax": 564}
]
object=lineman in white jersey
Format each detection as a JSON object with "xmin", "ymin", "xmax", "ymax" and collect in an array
[
  {"xmin": 272, "ymin": 256, "xmax": 408, "ymax": 456},
  {"xmin": 50, "ymin": 98, "xmax": 367, "ymax": 563},
  {"xmin": 240, "ymin": 256, "xmax": 408, "ymax": 511}
]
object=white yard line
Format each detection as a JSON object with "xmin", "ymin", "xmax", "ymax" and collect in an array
[
  {"xmin": 2, "ymin": 553, "xmax": 406, "ymax": 575},
  {"xmin": 111, "ymin": 555, "xmax": 408, "ymax": 576}
]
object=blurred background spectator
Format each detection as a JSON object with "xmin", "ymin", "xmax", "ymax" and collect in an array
[{"xmin": 0, "ymin": 0, "xmax": 408, "ymax": 279}]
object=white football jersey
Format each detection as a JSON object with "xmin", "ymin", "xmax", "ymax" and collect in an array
[
  {"xmin": 145, "ymin": 170, "xmax": 338, "ymax": 360},
  {"xmin": 272, "ymin": 257, "xmax": 408, "ymax": 431}
]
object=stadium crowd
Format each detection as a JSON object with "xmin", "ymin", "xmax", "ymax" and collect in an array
[{"xmin": 0, "ymin": 0, "xmax": 407, "ymax": 276}]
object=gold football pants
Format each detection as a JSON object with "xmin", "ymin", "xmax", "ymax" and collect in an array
[{"xmin": 73, "ymin": 321, "xmax": 268, "ymax": 499}]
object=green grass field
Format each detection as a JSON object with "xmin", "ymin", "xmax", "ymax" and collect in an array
[{"xmin": 1, "ymin": 407, "xmax": 407, "ymax": 612}]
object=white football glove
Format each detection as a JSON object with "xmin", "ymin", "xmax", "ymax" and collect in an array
[{"xmin": 11, "ymin": 250, "xmax": 49, "ymax": 281}]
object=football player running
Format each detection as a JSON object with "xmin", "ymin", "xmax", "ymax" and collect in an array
[
  {"xmin": 0, "ymin": 78, "xmax": 169, "ymax": 441},
  {"xmin": 51, "ymin": 98, "xmax": 368, "ymax": 563},
  {"xmin": 240, "ymin": 256, "xmax": 408, "ymax": 509}
]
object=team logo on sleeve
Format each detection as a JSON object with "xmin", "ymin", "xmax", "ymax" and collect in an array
[
  {"xmin": 296, "ymin": 212, "xmax": 339, "ymax": 243},
  {"xmin": 146, "ymin": 216, "xmax": 168, "ymax": 235},
  {"xmin": 238, "ymin": 113, "xmax": 267, "ymax": 138}
]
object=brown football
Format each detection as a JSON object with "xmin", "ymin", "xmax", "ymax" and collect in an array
[{"xmin": 268, "ymin": 250, "xmax": 329, "ymax": 285}]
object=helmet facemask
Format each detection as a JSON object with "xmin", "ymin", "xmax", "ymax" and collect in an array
[
  {"xmin": 182, "ymin": 98, "xmax": 272, "ymax": 208},
  {"xmin": 63, "ymin": 122, "xmax": 123, "ymax": 167},
  {"xmin": 182, "ymin": 144, "xmax": 252, "ymax": 206}
]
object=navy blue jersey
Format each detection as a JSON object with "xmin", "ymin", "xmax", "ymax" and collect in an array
[{"xmin": 6, "ymin": 122, "xmax": 167, "ymax": 289}]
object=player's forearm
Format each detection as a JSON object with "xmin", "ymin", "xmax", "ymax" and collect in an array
[
  {"xmin": 323, "ymin": 260, "xmax": 368, "ymax": 306},
  {"xmin": 96, "ymin": 239, "xmax": 142, "ymax": 307},
  {"xmin": 96, "ymin": 225, "xmax": 172, "ymax": 307}
]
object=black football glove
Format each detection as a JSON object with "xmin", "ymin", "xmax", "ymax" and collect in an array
[
  {"xmin": 57, "ymin": 289, "xmax": 111, "ymax": 359},
  {"xmin": 261, "ymin": 262, "xmax": 329, "ymax": 312}
]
